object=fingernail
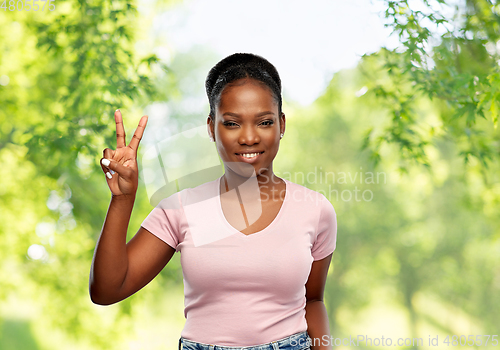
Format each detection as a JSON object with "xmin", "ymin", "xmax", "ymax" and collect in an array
[
  {"xmin": 106, "ymin": 172, "xmax": 112, "ymax": 179},
  {"xmin": 109, "ymin": 169, "xmax": 115, "ymax": 175},
  {"xmin": 116, "ymin": 109, "xmax": 120, "ymax": 113},
  {"xmin": 101, "ymin": 158, "xmax": 110, "ymax": 167}
]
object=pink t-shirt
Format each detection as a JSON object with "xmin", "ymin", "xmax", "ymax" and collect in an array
[{"xmin": 141, "ymin": 176, "xmax": 337, "ymax": 346}]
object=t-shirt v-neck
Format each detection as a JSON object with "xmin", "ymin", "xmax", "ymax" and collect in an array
[{"xmin": 217, "ymin": 176, "xmax": 288, "ymax": 238}]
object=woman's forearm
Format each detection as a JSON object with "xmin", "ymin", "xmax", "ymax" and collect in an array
[
  {"xmin": 89, "ymin": 195, "xmax": 135, "ymax": 304},
  {"xmin": 305, "ymin": 300, "xmax": 332, "ymax": 350}
]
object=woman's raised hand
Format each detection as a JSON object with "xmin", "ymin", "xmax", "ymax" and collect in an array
[{"xmin": 100, "ymin": 110, "xmax": 148, "ymax": 198}]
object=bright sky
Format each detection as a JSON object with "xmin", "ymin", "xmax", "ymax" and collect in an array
[{"xmin": 147, "ymin": 0, "xmax": 399, "ymax": 106}]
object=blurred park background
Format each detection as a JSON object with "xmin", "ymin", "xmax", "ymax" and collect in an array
[{"xmin": 1, "ymin": 0, "xmax": 499, "ymax": 349}]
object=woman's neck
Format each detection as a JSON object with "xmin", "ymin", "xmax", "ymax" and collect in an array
[{"xmin": 221, "ymin": 167, "xmax": 283, "ymax": 195}]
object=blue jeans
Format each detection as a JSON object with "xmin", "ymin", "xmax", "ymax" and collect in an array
[{"xmin": 179, "ymin": 331, "xmax": 312, "ymax": 350}]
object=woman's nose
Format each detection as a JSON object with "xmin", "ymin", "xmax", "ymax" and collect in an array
[{"xmin": 238, "ymin": 125, "xmax": 260, "ymax": 145}]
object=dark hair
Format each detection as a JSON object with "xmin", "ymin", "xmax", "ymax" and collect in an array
[{"xmin": 205, "ymin": 53, "xmax": 282, "ymax": 117}]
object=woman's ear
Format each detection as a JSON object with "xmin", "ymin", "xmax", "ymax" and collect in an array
[
  {"xmin": 280, "ymin": 113, "xmax": 286, "ymax": 136},
  {"xmin": 207, "ymin": 115, "xmax": 215, "ymax": 142}
]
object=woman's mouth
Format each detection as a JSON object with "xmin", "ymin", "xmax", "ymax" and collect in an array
[{"xmin": 235, "ymin": 151, "xmax": 264, "ymax": 163}]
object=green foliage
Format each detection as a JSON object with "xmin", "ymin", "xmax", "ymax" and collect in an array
[
  {"xmin": 0, "ymin": 0, "xmax": 177, "ymax": 348},
  {"xmin": 364, "ymin": 0, "xmax": 500, "ymax": 171}
]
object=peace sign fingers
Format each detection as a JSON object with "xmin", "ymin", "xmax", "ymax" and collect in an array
[
  {"xmin": 115, "ymin": 109, "xmax": 127, "ymax": 148},
  {"xmin": 128, "ymin": 115, "xmax": 148, "ymax": 151},
  {"xmin": 102, "ymin": 110, "xmax": 149, "ymax": 197}
]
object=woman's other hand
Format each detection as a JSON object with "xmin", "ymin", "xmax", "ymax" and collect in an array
[{"xmin": 100, "ymin": 109, "xmax": 148, "ymax": 198}]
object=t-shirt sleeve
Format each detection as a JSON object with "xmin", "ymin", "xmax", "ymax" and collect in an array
[
  {"xmin": 141, "ymin": 191, "xmax": 183, "ymax": 251},
  {"xmin": 311, "ymin": 195, "xmax": 337, "ymax": 261}
]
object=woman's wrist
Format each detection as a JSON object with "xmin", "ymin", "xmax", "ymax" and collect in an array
[{"xmin": 111, "ymin": 193, "xmax": 136, "ymax": 205}]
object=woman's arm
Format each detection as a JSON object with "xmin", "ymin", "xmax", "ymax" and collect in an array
[
  {"xmin": 305, "ymin": 253, "xmax": 334, "ymax": 350},
  {"xmin": 89, "ymin": 110, "xmax": 176, "ymax": 305},
  {"xmin": 89, "ymin": 198, "xmax": 176, "ymax": 305}
]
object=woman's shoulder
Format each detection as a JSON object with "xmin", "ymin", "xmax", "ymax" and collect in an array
[
  {"xmin": 155, "ymin": 177, "xmax": 220, "ymax": 210},
  {"xmin": 282, "ymin": 178, "xmax": 329, "ymax": 205}
]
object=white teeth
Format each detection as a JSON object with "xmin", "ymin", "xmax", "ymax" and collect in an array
[{"xmin": 240, "ymin": 153, "xmax": 260, "ymax": 158}]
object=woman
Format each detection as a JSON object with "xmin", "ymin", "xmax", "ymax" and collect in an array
[{"xmin": 89, "ymin": 53, "xmax": 337, "ymax": 350}]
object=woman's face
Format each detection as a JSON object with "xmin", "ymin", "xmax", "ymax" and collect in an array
[{"xmin": 208, "ymin": 78, "xmax": 285, "ymax": 179}]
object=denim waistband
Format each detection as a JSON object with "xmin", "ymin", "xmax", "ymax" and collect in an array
[{"xmin": 179, "ymin": 331, "xmax": 311, "ymax": 350}]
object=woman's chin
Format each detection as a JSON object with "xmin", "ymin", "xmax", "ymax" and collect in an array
[
  {"xmin": 224, "ymin": 161, "xmax": 257, "ymax": 178},
  {"xmin": 223, "ymin": 162, "xmax": 274, "ymax": 179}
]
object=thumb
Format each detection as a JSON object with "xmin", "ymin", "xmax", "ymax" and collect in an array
[{"xmin": 101, "ymin": 158, "xmax": 132, "ymax": 178}]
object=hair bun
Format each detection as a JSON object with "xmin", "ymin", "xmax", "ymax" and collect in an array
[{"xmin": 205, "ymin": 53, "xmax": 282, "ymax": 117}]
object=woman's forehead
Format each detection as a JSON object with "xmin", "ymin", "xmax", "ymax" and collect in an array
[
  {"xmin": 222, "ymin": 77, "xmax": 270, "ymax": 92},
  {"xmin": 218, "ymin": 82, "xmax": 278, "ymax": 111}
]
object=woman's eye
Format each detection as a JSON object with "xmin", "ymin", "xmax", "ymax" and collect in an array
[
  {"xmin": 261, "ymin": 120, "xmax": 274, "ymax": 126},
  {"xmin": 223, "ymin": 121, "xmax": 238, "ymax": 127}
]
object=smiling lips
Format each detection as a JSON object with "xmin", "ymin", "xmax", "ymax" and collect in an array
[{"xmin": 235, "ymin": 151, "xmax": 264, "ymax": 163}]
